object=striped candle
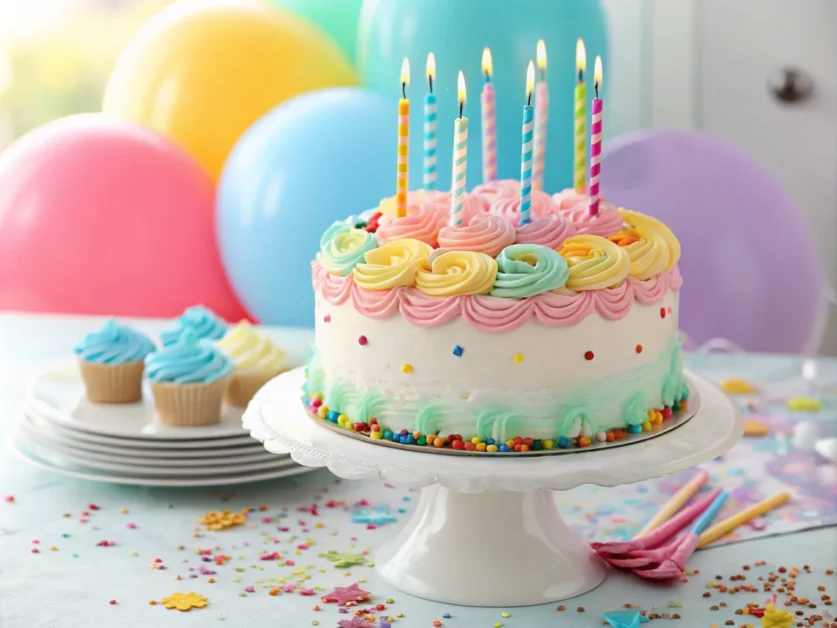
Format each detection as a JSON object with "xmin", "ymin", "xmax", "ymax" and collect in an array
[
  {"xmin": 396, "ymin": 58, "xmax": 410, "ymax": 218},
  {"xmin": 449, "ymin": 71, "xmax": 469, "ymax": 226},
  {"xmin": 532, "ymin": 40, "xmax": 548, "ymax": 192},
  {"xmin": 519, "ymin": 61, "xmax": 535, "ymax": 226},
  {"xmin": 481, "ymin": 47, "xmax": 497, "ymax": 183},
  {"xmin": 588, "ymin": 56, "xmax": 603, "ymax": 216},
  {"xmin": 574, "ymin": 39, "xmax": 587, "ymax": 193},
  {"xmin": 423, "ymin": 53, "xmax": 437, "ymax": 191}
]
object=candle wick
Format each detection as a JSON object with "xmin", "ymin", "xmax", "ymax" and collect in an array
[
  {"xmin": 594, "ymin": 81, "xmax": 599, "ymax": 99},
  {"xmin": 527, "ymin": 92, "xmax": 532, "ymax": 107},
  {"xmin": 459, "ymin": 101, "xmax": 463, "ymax": 119},
  {"xmin": 484, "ymin": 73, "xmax": 490, "ymax": 84},
  {"xmin": 402, "ymin": 82, "xmax": 407, "ymax": 99},
  {"xmin": 578, "ymin": 69, "xmax": 583, "ymax": 83},
  {"xmin": 428, "ymin": 75, "xmax": 433, "ymax": 94}
]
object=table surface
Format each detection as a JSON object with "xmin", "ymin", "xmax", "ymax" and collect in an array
[{"xmin": 1, "ymin": 313, "xmax": 835, "ymax": 628}]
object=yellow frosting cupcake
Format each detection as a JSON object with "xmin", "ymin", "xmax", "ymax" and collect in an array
[{"xmin": 215, "ymin": 321, "xmax": 287, "ymax": 407}]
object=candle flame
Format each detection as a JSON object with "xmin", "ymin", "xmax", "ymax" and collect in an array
[
  {"xmin": 457, "ymin": 70, "xmax": 467, "ymax": 107},
  {"xmin": 594, "ymin": 55, "xmax": 603, "ymax": 90},
  {"xmin": 482, "ymin": 47, "xmax": 493, "ymax": 78},
  {"xmin": 426, "ymin": 52, "xmax": 435, "ymax": 82},
  {"xmin": 400, "ymin": 58, "xmax": 410, "ymax": 89},
  {"xmin": 526, "ymin": 61, "xmax": 535, "ymax": 102},
  {"xmin": 576, "ymin": 39, "xmax": 586, "ymax": 73},
  {"xmin": 536, "ymin": 39, "xmax": 547, "ymax": 71}
]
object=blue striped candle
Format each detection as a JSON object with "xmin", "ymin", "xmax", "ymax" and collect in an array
[
  {"xmin": 519, "ymin": 61, "xmax": 535, "ymax": 226},
  {"xmin": 449, "ymin": 71, "xmax": 468, "ymax": 226},
  {"xmin": 423, "ymin": 93, "xmax": 437, "ymax": 190}
]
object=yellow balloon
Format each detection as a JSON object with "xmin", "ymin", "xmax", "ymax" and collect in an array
[{"xmin": 102, "ymin": 0, "xmax": 358, "ymax": 180}]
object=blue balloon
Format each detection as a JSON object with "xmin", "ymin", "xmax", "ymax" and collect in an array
[
  {"xmin": 358, "ymin": 0, "xmax": 608, "ymax": 193},
  {"xmin": 217, "ymin": 88, "xmax": 394, "ymax": 326}
]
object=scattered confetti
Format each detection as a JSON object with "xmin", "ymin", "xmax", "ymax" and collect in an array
[
  {"xmin": 198, "ymin": 510, "xmax": 247, "ymax": 531},
  {"xmin": 318, "ymin": 550, "xmax": 367, "ymax": 568},
  {"xmin": 786, "ymin": 396, "xmax": 823, "ymax": 412},
  {"xmin": 161, "ymin": 592, "xmax": 208, "ymax": 612},
  {"xmin": 719, "ymin": 378, "xmax": 759, "ymax": 394},
  {"xmin": 321, "ymin": 583, "xmax": 371, "ymax": 606}
]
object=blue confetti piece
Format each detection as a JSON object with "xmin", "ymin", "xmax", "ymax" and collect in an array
[
  {"xmin": 351, "ymin": 506, "xmax": 398, "ymax": 526},
  {"xmin": 452, "ymin": 345, "xmax": 463, "ymax": 357}
]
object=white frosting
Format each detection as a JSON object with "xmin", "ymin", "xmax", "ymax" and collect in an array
[{"xmin": 311, "ymin": 290, "xmax": 681, "ymax": 440}]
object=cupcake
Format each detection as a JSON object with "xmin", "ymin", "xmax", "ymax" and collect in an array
[
  {"xmin": 216, "ymin": 321, "xmax": 288, "ymax": 407},
  {"xmin": 145, "ymin": 329, "xmax": 233, "ymax": 426},
  {"xmin": 160, "ymin": 305, "xmax": 228, "ymax": 346},
  {"xmin": 74, "ymin": 320, "xmax": 155, "ymax": 403}
]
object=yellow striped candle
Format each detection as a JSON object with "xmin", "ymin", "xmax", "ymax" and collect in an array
[
  {"xmin": 574, "ymin": 39, "xmax": 587, "ymax": 193},
  {"xmin": 396, "ymin": 58, "xmax": 410, "ymax": 218}
]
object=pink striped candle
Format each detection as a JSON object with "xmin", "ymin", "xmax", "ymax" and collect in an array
[
  {"xmin": 532, "ymin": 39, "xmax": 548, "ymax": 191},
  {"xmin": 588, "ymin": 56, "xmax": 603, "ymax": 216},
  {"xmin": 396, "ymin": 58, "xmax": 410, "ymax": 218},
  {"xmin": 481, "ymin": 48, "xmax": 497, "ymax": 183}
]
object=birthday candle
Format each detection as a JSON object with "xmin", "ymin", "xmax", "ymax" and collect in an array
[
  {"xmin": 532, "ymin": 40, "xmax": 548, "ymax": 192},
  {"xmin": 423, "ymin": 53, "xmax": 437, "ymax": 191},
  {"xmin": 449, "ymin": 71, "xmax": 468, "ymax": 226},
  {"xmin": 396, "ymin": 58, "xmax": 410, "ymax": 218},
  {"xmin": 519, "ymin": 61, "xmax": 535, "ymax": 226},
  {"xmin": 588, "ymin": 56, "xmax": 603, "ymax": 216},
  {"xmin": 574, "ymin": 39, "xmax": 587, "ymax": 193},
  {"xmin": 480, "ymin": 47, "xmax": 497, "ymax": 183}
]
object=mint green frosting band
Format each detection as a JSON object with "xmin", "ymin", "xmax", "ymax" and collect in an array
[{"xmin": 490, "ymin": 244, "xmax": 569, "ymax": 298}]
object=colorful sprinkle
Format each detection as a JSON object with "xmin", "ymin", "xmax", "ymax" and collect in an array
[
  {"xmin": 452, "ymin": 345, "xmax": 463, "ymax": 357},
  {"xmin": 513, "ymin": 353, "xmax": 524, "ymax": 363},
  {"xmin": 358, "ymin": 335, "xmax": 368, "ymax": 346},
  {"xmin": 584, "ymin": 350, "xmax": 594, "ymax": 361},
  {"xmin": 401, "ymin": 363, "xmax": 413, "ymax": 374}
]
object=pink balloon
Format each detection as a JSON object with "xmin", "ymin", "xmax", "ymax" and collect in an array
[{"xmin": 0, "ymin": 114, "xmax": 248, "ymax": 320}]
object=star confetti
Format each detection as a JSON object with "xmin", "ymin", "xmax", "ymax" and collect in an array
[
  {"xmin": 351, "ymin": 507, "xmax": 397, "ymax": 526},
  {"xmin": 338, "ymin": 616, "xmax": 375, "ymax": 628},
  {"xmin": 321, "ymin": 583, "xmax": 371, "ymax": 606},
  {"xmin": 198, "ymin": 510, "xmax": 247, "ymax": 531},
  {"xmin": 761, "ymin": 604, "xmax": 795, "ymax": 628},
  {"xmin": 161, "ymin": 592, "xmax": 208, "ymax": 612},
  {"xmin": 318, "ymin": 550, "xmax": 367, "ymax": 568}
]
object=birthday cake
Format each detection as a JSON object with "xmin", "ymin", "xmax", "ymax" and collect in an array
[{"xmin": 303, "ymin": 180, "xmax": 687, "ymax": 453}]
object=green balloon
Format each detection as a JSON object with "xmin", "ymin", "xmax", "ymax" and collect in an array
[{"xmin": 269, "ymin": 0, "xmax": 362, "ymax": 63}]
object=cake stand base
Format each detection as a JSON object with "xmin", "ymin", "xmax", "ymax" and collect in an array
[
  {"xmin": 244, "ymin": 369, "xmax": 742, "ymax": 607},
  {"xmin": 376, "ymin": 486, "xmax": 606, "ymax": 606}
]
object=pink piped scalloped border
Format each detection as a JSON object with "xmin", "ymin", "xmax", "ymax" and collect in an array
[{"xmin": 312, "ymin": 262, "xmax": 682, "ymax": 333}]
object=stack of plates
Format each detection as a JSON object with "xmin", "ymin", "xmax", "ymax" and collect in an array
[{"xmin": 10, "ymin": 365, "xmax": 311, "ymax": 486}]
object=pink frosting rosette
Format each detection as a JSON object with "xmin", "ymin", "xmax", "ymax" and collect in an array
[
  {"xmin": 471, "ymin": 179, "xmax": 520, "ymax": 205},
  {"xmin": 515, "ymin": 214, "xmax": 577, "ymax": 249},
  {"xmin": 437, "ymin": 214, "xmax": 515, "ymax": 258},
  {"xmin": 487, "ymin": 192, "xmax": 554, "ymax": 225},
  {"xmin": 553, "ymin": 188, "xmax": 588, "ymax": 210},
  {"xmin": 376, "ymin": 199, "xmax": 448, "ymax": 247},
  {"xmin": 559, "ymin": 199, "xmax": 623, "ymax": 238}
]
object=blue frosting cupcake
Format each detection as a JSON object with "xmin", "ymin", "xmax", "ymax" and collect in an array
[
  {"xmin": 146, "ymin": 329, "xmax": 233, "ymax": 426},
  {"xmin": 74, "ymin": 320, "xmax": 155, "ymax": 403},
  {"xmin": 160, "ymin": 305, "xmax": 228, "ymax": 346}
]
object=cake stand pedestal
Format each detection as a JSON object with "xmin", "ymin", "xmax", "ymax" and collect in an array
[{"xmin": 244, "ymin": 369, "xmax": 743, "ymax": 607}]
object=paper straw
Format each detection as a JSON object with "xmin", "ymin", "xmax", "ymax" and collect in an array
[
  {"xmin": 635, "ymin": 469, "xmax": 710, "ymax": 537},
  {"xmin": 689, "ymin": 490, "xmax": 728, "ymax": 535},
  {"xmin": 697, "ymin": 491, "xmax": 791, "ymax": 548}
]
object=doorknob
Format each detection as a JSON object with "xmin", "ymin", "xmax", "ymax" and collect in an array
[{"xmin": 768, "ymin": 67, "xmax": 813, "ymax": 104}]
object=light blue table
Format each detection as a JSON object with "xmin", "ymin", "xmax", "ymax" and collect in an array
[{"xmin": 1, "ymin": 313, "xmax": 835, "ymax": 628}]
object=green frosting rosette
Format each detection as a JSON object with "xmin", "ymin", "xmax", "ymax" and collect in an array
[
  {"xmin": 489, "ymin": 244, "xmax": 569, "ymax": 298},
  {"xmin": 318, "ymin": 221, "xmax": 377, "ymax": 276}
]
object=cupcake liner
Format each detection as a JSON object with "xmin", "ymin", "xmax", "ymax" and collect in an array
[
  {"xmin": 79, "ymin": 360, "xmax": 145, "ymax": 404},
  {"xmin": 150, "ymin": 377, "xmax": 229, "ymax": 427},
  {"xmin": 225, "ymin": 370, "xmax": 285, "ymax": 408}
]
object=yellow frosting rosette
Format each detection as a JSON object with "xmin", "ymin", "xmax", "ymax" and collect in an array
[
  {"xmin": 619, "ymin": 209, "xmax": 681, "ymax": 271},
  {"xmin": 559, "ymin": 234, "xmax": 631, "ymax": 291},
  {"xmin": 353, "ymin": 238, "xmax": 433, "ymax": 290},
  {"xmin": 415, "ymin": 251, "xmax": 498, "ymax": 297},
  {"xmin": 608, "ymin": 227, "xmax": 671, "ymax": 280}
]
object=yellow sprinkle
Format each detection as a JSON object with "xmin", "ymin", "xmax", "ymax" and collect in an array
[
  {"xmin": 401, "ymin": 363, "xmax": 413, "ymax": 374},
  {"xmin": 513, "ymin": 353, "xmax": 524, "ymax": 364},
  {"xmin": 315, "ymin": 523, "xmax": 324, "ymax": 529},
  {"xmin": 718, "ymin": 378, "xmax": 758, "ymax": 394},
  {"xmin": 386, "ymin": 598, "xmax": 394, "ymax": 604},
  {"xmin": 786, "ymin": 396, "xmax": 823, "ymax": 412},
  {"xmin": 502, "ymin": 611, "xmax": 510, "ymax": 617},
  {"xmin": 396, "ymin": 613, "xmax": 404, "ymax": 618},
  {"xmin": 744, "ymin": 420, "xmax": 770, "ymax": 437},
  {"xmin": 359, "ymin": 577, "xmax": 367, "ymax": 582},
  {"xmin": 486, "ymin": 444, "xmax": 499, "ymax": 453},
  {"xmin": 119, "ymin": 508, "xmax": 128, "ymax": 514},
  {"xmin": 494, "ymin": 623, "xmax": 502, "ymax": 627},
  {"xmin": 542, "ymin": 439, "xmax": 554, "ymax": 449}
]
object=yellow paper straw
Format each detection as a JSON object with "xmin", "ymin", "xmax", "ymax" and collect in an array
[
  {"xmin": 697, "ymin": 491, "xmax": 790, "ymax": 548},
  {"xmin": 635, "ymin": 469, "xmax": 709, "ymax": 537}
]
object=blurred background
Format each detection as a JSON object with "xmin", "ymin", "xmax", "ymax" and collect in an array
[{"xmin": 0, "ymin": 0, "xmax": 834, "ymax": 354}]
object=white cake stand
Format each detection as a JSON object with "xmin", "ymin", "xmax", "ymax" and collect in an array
[{"xmin": 244, "ymin": 368, "xmax": 742, "ymax": 607}]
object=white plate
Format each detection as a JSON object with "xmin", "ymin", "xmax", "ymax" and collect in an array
[
  {"xmin": 19, "ymin": 418, "xmax": 282, "ymax": 467},
  {"xmin": 22, "ymin": 411, "xmax": 272, "ymax": 459},
  {"xmin": 8, "ymin": 431, "xmax": 316, "ymax": 487},
  {"xmin": 27, "ymin": 365, "xmax": 256, "ymax": 440},
  {"xmin": 13, "ymin": 427, "xmax": 301, "ymax": 477}
]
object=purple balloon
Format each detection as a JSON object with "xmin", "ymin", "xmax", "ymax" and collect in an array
[{"xmin": 601, "ymin": 130, "xmax": 821, "ymax": 353}]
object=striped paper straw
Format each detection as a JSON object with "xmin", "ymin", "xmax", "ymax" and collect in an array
[
  {"xmin": 519, "ymin": 104, "xmax": 534, "ymax": 225},
  {"xmin": 449, "ymin": 117, "xmax": 468, "ymax": 226},
  {"xmin": 423, "ymin": 93, "xmax": 437, "ymax": 190},
  {"xmin": 396, "ymin": 98, "xmax": 409, "ymax": 217},
  {"xmin": 532, "ymin": 81, "xmax": 548, "ymax": 191},
  {"xmin": 588, "ymin": 97, "xmax": 602, "ymax": 216},
  {"xmin": 481, "ymin": 82, "xmax": 496, "ymax": 182},
  {"xmin": 574, "ymin": 80, "xmax": 586, "ymax": 193}
]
